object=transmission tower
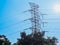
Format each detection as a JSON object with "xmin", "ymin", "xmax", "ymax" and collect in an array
[
  {"xmin": 28, "ymin": 2, "xmax": 41, "ymax": 33},
  {"xmin": 23, "ymin": 2, "xmax": 47, "ymax": 35}
]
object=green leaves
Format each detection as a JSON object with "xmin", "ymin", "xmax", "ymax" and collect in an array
[
  {"xmin": 16, "ymin": 31, "xmax": 58, "ymax": 45},
  {"xmin": 0, "ymin": 35, "xmax": 11, "ymax": 45}
]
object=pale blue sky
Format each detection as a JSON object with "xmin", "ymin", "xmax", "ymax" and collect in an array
[{"xmin": 0, "ymin": 0, "xmax": 60, "ymax": 45}]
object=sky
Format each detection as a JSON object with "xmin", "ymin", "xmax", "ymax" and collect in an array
[{"xmin": 0, "ymin": 0, "xmax": 60, "ymax": 45}]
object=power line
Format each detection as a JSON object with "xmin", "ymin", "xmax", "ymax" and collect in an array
[
  {"xmin": 6, "ymin": 30, "xmax": 20, "ymax": 36},
  {"xmin": 0, "ymin": 20, "xmax": 27, "ymax": 29},
  {"xmin": 1, "ymin": 18, "xmax": 60, "ymax": 30}
]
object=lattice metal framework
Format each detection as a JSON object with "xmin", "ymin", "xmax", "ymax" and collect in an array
[{"xmin": 29, "ymin": 2, "xmax": 41, "ymax": 33}]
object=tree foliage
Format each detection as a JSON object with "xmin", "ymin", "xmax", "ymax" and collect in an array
[
  {"xmin": 16, "ymin": 31, "xmax": 58, "ymax": 45},
  {"xmin": 0, "ymin": 35, "xmax": 11, "ymax": 45}
]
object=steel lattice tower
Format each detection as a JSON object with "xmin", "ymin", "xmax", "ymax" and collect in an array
[
  {"xmin": 29, "ymin": 2, "xmax": 41, "ymax": 33},
  {"xmin": 23, "ymin": 2, "xmax": 47, "ymax": 35}
]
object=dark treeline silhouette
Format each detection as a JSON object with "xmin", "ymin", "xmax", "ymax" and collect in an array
[
  {"xmin": 0, "ymin": 35, "xmax": 11, "ymax": 45},
  {"xmin": 0, "ymin": 31, "xmax": 58, "ymax": 45},
  {"xmin": 13, "ymin": 31, "xmax": 58, "ymax": 45}
]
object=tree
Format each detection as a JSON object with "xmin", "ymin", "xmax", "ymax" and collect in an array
[
  {"xmin": 16, "ymin": 31, "xmax": 58, "ymax": 45},
  {"xmin": 0, "ymin": 35, "xmax": 11, "ymax": 45}
]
